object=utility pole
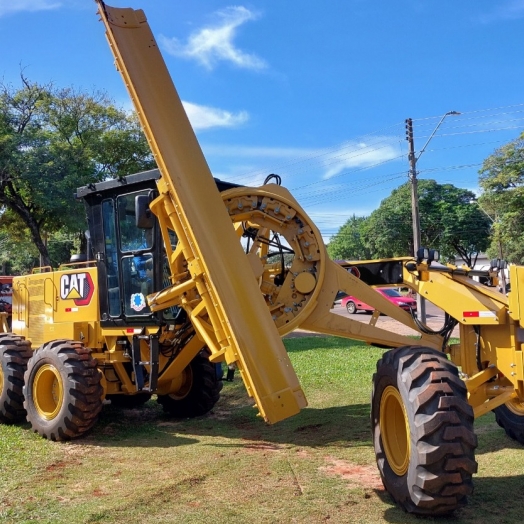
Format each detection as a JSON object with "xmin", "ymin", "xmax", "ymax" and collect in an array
[
  {"xmin": 405, "ymin": 112, "xmax": 460, "ymax": 323},
  {"xmin": 405, "ymin": 118, "xmax": 426, "ymax": 322}
]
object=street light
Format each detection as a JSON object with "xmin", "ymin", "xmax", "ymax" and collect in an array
[{"xmin": 405, "ymin": 111, "xmax": 461, "ymax": 322}]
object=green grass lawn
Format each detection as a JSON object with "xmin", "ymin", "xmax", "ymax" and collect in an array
[{"xmin": 1, "ymin": 336, "xmax": 523, "ymax": 523}]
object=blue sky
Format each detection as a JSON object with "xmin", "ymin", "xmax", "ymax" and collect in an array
[{"xmin": 1, "ymin": 1, "xmax": 523, "ymax": 241}]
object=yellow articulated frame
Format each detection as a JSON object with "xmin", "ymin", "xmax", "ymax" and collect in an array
[
  {"xmin": 403, "ymin": 263, "xmax": 524, "ymax": 416},
  {"xmin": 96, "ymin": 2, "xmax": 306, "ymax": 424},
  {"xmin": 403, "ymin": 267, "xmax": 508, "ymax": 326},
  {"xmin": 220, "ymin": 185, "xmax": 442, "ymax": 349},
  {"xmin": 465, "ymin": 366, "xmax": 518, "ymax": 418}
]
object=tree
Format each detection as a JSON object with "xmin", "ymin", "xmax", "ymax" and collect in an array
[
  {"xmin": 327, "ymin": 215, "xmax": 371, "ymax": 260},
  {"xmin": 0, "ymin": 76, "xmax": 155, "ymax": 268},
  {"xmin": 0, "ymin": 225, "xmax": 39, "ymax": 274},
  {"xmin": 361, "ymin": 184, "xmax": 414, "ymax": 258},
  {"xmin": 361, "ymin": 180, "xmax": 491, "ymax": 264},
  {"xmin": 478, "ymin": 132, "xmax": 524, "ymax": 263}
]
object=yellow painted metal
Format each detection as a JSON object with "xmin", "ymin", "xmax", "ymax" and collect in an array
[
  {"xmin": 403, "ymin": 267, "xmax": 507, "ymax": 326},
  {"xmin": 465, "ymin": 366, "xmax": 499, "ymax": 394},
  {"xmin": 509, "ymin": 266, "xmax": 524, "ymax": 322},
  {"xmin": 168, "ymin": 367, "xmax": 193, "ymax": 400},
  {"xmin": 380, "ymin": 385, "xmax": 410, "ymax": 476},
  {"xmin": 52, "ymin": 267, "xmax": 98, "ymax": 326},
  {"xmin": 11, "ymin": 267, "xmax": 99, "ymax": 348},
  {"xmin": 110, "ymin": 361, "xmax": 136, "ymax": 394},
  {"xmin": 0, "ymin": 364, "xmax": 4, "ymax": 396},
  {"xmin": 473, "ymin": 390, "xmax": 517, "ymax": 418},
  {"xmin": 506, "ymin": 396, "xmax": 524, "ymax": 416},
  {"xmin": 0, "ymin": 313, "xmax": 8, "ymax": 333},
  {"xmin": 299, "ymin": 261, "xmax": 441, "ymax": 349},
  {"xmin": 156, "ymin": 335, "xmax": 205, "ymax": 395},
  {"xmin": 33, "ymin": 364, "xmax": 64, "ymax": 420},
  {"xmin": 96, "ymin": 2, "xmax": 306, "ymax": 424},
  {"xmin": 464, "ymin": 359, "xmax": 524, "ymax": 418},
  {"xmin": 221, "ymin": 184, "xmax": 325, "ymax": 335},
  {"xmin": 221, "ymin": 186, "xmax": 441, "ymax": 348}
]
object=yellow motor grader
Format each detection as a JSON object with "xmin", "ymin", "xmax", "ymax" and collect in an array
[{"xmin": 0, "ymin": 1, "xmax": 523, "ymax": 517}]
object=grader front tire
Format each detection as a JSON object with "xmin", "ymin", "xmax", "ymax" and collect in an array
[
  {"xmin": 0, "ymin": 334, "xmax": 32, "ymax": 423},
  {"xmin": 371, "ymin": 346, "xmax": 477, "ymax": 515},
  {"xmin": 23, "ymin": 340, "xmax": 103, "ymax": 441}
]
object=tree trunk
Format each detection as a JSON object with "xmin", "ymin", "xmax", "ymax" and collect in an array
[{"xmin": 1, "ymin": 184, "xmax": 51, "ymax": 268}]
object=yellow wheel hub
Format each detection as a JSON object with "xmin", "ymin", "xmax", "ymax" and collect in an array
[
  {"xmin": 380, "ymin": 385, "xmax": 411, "ymax": 476},
  {"xmin": 33, "ymin": 364, "xmax": 64, "ymax": 420},
  {"xmin": 0, "ymin": 364, "xmax": 4, "ymax": 394},
  {"xmin": 169, "ymin": 367, "xmax": 193, "ymax": 400},
  {"xmin": 506, "ymin": 396, "xmax": 524, "ymax": 416}
]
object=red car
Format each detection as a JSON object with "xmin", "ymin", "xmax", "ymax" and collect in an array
[{"xmin": 341, "ymin": 287, "xmax": 417, "ymax": 315}]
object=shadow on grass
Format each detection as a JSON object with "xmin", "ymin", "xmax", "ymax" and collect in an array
[
  {"xmin": 377, "ymin": 473, "xmax": 524, "ymax": 523},
  {"xmin": 81, "ymin": 383, "xmax": 524, "ymax": 454},
  {"xmin": 80, "ymin": 397, "xmax": 372, "ymax": 449},
  {"xmin": 206, "ymin": 402, "xmax": 372, "ymax": 448}
]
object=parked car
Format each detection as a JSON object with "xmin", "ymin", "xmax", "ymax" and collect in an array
[{"xmin": 341, "ymin": 287, "xmax": 417, "ymax": 315}]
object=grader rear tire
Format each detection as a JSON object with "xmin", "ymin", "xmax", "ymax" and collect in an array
[
  {"xmin": 23, "ymin": 340, "xmax": 103, "ymax": 441},
  {"xmin": 157, "ymin": 351, "xmax": 222, "ymax": 418},
  {"xmin": 371, "ymin": 346, "xmax": 478, "ymax": 515},
  {"xmin": 0, "ymin": 334, "xmax": 32, "ymax": 423},
  {"xmin": 494, "ymin": 399, "xmax": 524, "ymax": 445}
]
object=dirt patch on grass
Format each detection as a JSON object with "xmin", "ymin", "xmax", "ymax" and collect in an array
[{"xmin": 321, "ymin": 457, "xmax": 384, "ymax": 491}]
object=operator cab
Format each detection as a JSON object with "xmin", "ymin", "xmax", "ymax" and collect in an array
[
  {"xmin": 76, "ymin": 169, "xmax": 238, "ymax": 327},
  {"xmin": 103, "ymin": 189, "xmax": 158, "ymax": 319}
]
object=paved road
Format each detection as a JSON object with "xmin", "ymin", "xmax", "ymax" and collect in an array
[
  {"xmin": 286, "ymin": 300, "xmax": 459, "ymax": 339},
  {"xmin": 331, "ymin": 300, "xmax": 457, "ymax": 337}
]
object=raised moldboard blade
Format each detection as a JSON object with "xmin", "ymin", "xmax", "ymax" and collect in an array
[{"xmin": 95, "ymin": 2, "xmax": 306, "ymax": 422}]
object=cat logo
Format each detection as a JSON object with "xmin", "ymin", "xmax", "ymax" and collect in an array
[{"xmin": 60, "ymin": 272, "xmax": 94, "ymax": 306}]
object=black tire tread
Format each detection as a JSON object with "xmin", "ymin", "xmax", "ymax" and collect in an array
[
  {"xmin": 372, "ymin": 345, "xmax": 477, "ymax": 516},
  {"xmin": 0, "ymin": 334, "xmax": 32, "ymax": 423},
  {"xmin": 23, "ymin": 339, "xmax": 103, "ymax": 441},
  {"xmin": 494, "ymin": 404, "xmax": 524, "ymax": 445}
]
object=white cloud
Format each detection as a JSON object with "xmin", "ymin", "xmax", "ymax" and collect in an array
[
  {"xmin": 159, "ymin": 6, "xmax": 266, "ymax": 70},
  {"xmin": 182, "ymin": 101, "xmax": 249, "ymax": 130},
  {"xmin": 202, "ymin": 137, "xmax": 404, "ymax": 189},
  {"xmin": 321, "ymin": 138, "xmax": 402, "ymax": 180},
  {"xmin": 117, "ymin": 98, "xmax": 248, "ymax": 131},
  {"xmin": 0, "ymin": 0, "xmax": 61, "ymax": 16}
]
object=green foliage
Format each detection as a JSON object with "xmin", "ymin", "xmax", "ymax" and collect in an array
[
  {"xmin": 0, "ymin": 75, "xmax": 156, "ymax": 267},
  {"xmin": 0, "ymin": 227, "xmax": 39, "ymax": 274},
  {"xmin": 327, "ymin": 215, "xmax": 371, "ymax": 260},
  {"xmin": 479, "ymin": 132, "xmax": 524, "ymax": 263},
  {"xmin": 361, "ymin": 183, "xmax": 414, "ymax": 258},
  {"xmin": 337, "ymin": 180, "xmax": 491, "ymax": 264}
]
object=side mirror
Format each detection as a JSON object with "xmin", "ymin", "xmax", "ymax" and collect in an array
[{"xmin": 135, "ymin": 195, "xmax": 154, "ymax": 229}]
